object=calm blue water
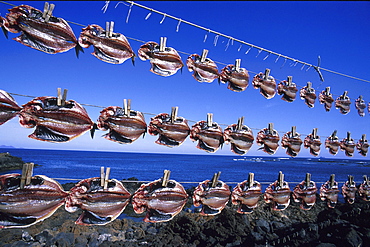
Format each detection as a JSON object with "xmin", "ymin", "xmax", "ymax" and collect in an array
[{"xmin": 1, "ymin": 148, "xmax": 369, "ymax": 191}]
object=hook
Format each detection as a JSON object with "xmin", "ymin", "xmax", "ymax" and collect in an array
[
  {"xmin": 256, "ymin": 48, "xmax": 262, "ymax": 58},
  {"xmin": 203, "ymin": 29, "xmax": 211, "ymax": 43},
  {"xmin": 238, "ymin": 44, "xmax": 242, "ymax": 52},
  {"xmin": 280, "ymin": 58, "xmax": 287, "ymax": 69},
  {"xmin": 263, "ymin": 52, "xmax": 271, "ymax": 61},
  {"xmin": 225, "ymin": 37, "xmax": 232, "ymax": 51},
  {"xmin": 159, "ymin": 13, "xmax": 167, "ymax": 24},
  {"xmin": 176, "ymin": 19, "xmax": 182, "ymax": 32},
  {"xmin": 102, "ymin": 1, "xmax": 110, "ymax": 13},
  {"xmin": 245, "ymin": 46, "xmax": 252, "ymax": 55},
  {"xmin": 125, "ymin": 1, "xmax": 134, "ymax": 23},
  {"xmin": 275, "ymin": 54, "xmax": 281, "ymax": 63},
  {"xmin": 213, "ymin": 34, "xmax": 219, "ymax": 46},
  {"xmin": 145, "ymin": 8, "xmax": 153, "ymax": 20}
]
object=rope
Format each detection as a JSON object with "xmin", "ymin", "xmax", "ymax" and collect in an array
[{"xmin": 121, "ymin": 1, "xmax": 370, "ymax": 84}]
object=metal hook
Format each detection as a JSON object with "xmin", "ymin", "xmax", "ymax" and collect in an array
[
  {"xmin": 213, "ymin": 34, "xmax": 219, "ymax": 46},
  {"xmin": 301, "ymin": 64, "xmax": 305, "ymax": 70},
  {"xmin": 125, "ymin": 2, "xmax": 133, "ymax": 23},
  {"xmin": 245, "ymin": 46, "xmax": 252, "ymax": 55},
  {"xmin": 238, "ymin": 44, "xmax": 242, "ymax": 52},
  {"xmin": 145, "ymin": 9, "xmax": 153, "ymax": 20},
  {"xmin": 275, "ymin": 54, "xmax": 281, "ymax": 63},
  {"xmin": 225, "ymin": 37, "xmax": 232, "ymax": 51},
  {"xmin": 256, "ymin": 49, "xmax": 262, "ymax": 58},
  {"xmin": 176, "ymin": 19, "xmax": 182, "ymax": 32},
  {"xmin": 160, "ymin": 13, "xmax": 167, "ymax": 24},
  {"xmin": 102, "ymin": 1, "xmax": 110, "ymax": 13},
  {"xmin": 203, "ymin": 29, "xmax": 210, "ymax": 43},
  {"xmin": 263, "ymin": 52, "xmax": 271, "ymax": 61},
  {"xmin": 280, "ymin": 58, "xmax": 287, "ymax": 69}
]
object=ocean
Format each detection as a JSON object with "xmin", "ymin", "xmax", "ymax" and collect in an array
[{"xmin": 1, "ymin": 148, "xmax": 369, "ymax": 192}]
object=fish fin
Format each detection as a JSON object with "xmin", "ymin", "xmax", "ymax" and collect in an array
[
  {"xmin": 131, "ymin": 56, "xmax": 135, "ymax": 66},
  {"xmin": 104, "ymin": 130, "xmax": 133, "ymax": 144},
  {"xmin": 1, "ymin": 26, "xmax": 8, "ymax": 39},
  {"xmin": 75, "ymin": 43, "xmax": 84, "ymax": 58},
  {"xmin": 90, "ymin": 123, "xmax": 98, "ymax": 139},
  {"xmin": 156, "ymin": 135, "xmax": 179, "ymax": 147},
  {"xmin": 92, "ymin": 47, "xmax": 120, "ymax": 64},
  {"xmin": 238, "ymin": 204, "xmax": 254, "ymax": 214},
  {"xmin": 145, "ymin": 209, "xmax": 173, "ymax": 223},
  {"xmin": 30, "ymin": 126, "xmax": 70, "ymax": 142},
  {"xmin": 201, "ymin": 205, "xmax": 221, "ymax": 215},
  {"xmin": 0, "ymin": 212, "xmax": 37, "ymax": 228},
  {"xmin": 14, "ymin": 34, "xmax": 56, "ymax": 54},
  {"xmin": 76, "ymin": 210, "xmax": 112, "ymax": 225},
  {"xmin": 197, "ymin": 140, "xmax": 215, "ymax": 152},
  {"xmin": 231, "ymin": 144, "xmax": 246, "ymax": 155}
]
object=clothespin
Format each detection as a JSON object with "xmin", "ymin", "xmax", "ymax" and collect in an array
[
  {"xmin": 43, "ymin": 2, "xmax": 55, "ymax": 23},
  {"xmin": 363, "ymin": 175, "xmax": 369, "ymax": 186},
  {"xmin": 248, "ymin": 172, "xmax": 254, "ymax": 188},
  {"xmin": 291, "ymin": 126, "xmax": 296, "ymax": 137},
  {"xmin": 263, "ymin": 68, "xmax": 271, "ymax": 80},
  {"xmin": 100, "ymin": 167, "xmax": 111, "ymax": 190},
  {"xmin": 170, "ymin": 106, "xmax": 178, "ymax": 124},
  {"xmin": 341, "ymin": 91, "xmax": 349, "ymax": 99},
  {"xmin": 211, "ymin": 171, "xmax": 221, "ymax": 188},
  {"xmin": 324, "ymin": 87, "xmax": 331, "ymax": 95},
  {"xmin": 331, "ymin": 130, "xmax": 338, "ymax": 139},
  {"xmin": 235, "ymin": 59, "xmax": 241, "ymax": 71},
  {"xmin": 329, "ymin": 174, "xmax": 335, "ymax": 188},
  {"xmin": 237, "ymin": 116, "xmax": 244, "ymax": 131},
  {"xmin": 346, "ymin": 131, "xmax": 352, "ymax": 141},
  {"xmin": 159, "ymin": 37, "xmax": 167, "ymax": 52},
  {"xmin": 348, "ymin": 175, "xmax": 355, "ymax": 187},
  {"xmin": 305, "ymin": 173, "xmax": 311, "ymax": 186},
  {"xmin": 123, "ymin": 99, "xmax": 131, "ymax": 117},
  {"xmin": 306, "ymin": 82, "xmax": 312, "ymax": 89},
  {"xmin": 286, "ymin": 76, "xmax": 293, "ymax": 86},
  {"xmin": 277, "ymin": 171, "xmax": 284, "ymax": 188},
  {"xmin": 20, "ymin": 163, "xmax": 34, "ymax": 189},
  {"xmin": 267, "ymin": 123, "xmax": 274, "ymax": 134},
  {"xmin": 200, "ymin": 49, "xmax": 208, "ymax": 63},
  {"xmin": 105, "ymin": 21, "xmax": 114, "ymax": 38},
  {"xmin": 162, "ymin": 169, "xmax": 171, "ymax": 187},
  {"xmin": 312, "ymin": 128, "xmax": 318, "ymax": 138},
  {"xmin": 207, "ymin": 113, "xmax": 213, "ymax": 127},
  {"xmin": 357, "ymin": 95, "xmax": 364, "ymax": 103},
  {"xmin": 313, "ymin": 56, "xmax": 324, "ymax": 82},
  {"xmin": 361, "ymin": 134, "xmax": 367, "ymax": 142},
  {"xmin": 57, "ymin": 88, "xmax": 68, "ymax": 106}
]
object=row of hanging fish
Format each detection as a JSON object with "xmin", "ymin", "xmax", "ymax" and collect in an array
[
  {"xmin": 1, "ymin": 168, "xmax": 369, "ymax": 228},
  {"xmin": 1, "ymin": 89, "xmax": 369, "ymax": 157},
  {"xmin": 1, "ymin": 4, "xmax": 369, "ymax": 117}
]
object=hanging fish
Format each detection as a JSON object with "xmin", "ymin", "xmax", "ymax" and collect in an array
[
  {"xmin": 358, "ymin": 175, "xmax": 370, "ymax": 201},
  {"xmin": 97, "ymin": 106, "xmax": 147, "ymax": 144},
  {"xmin": 325, "ymin": 130, "xmax": 340, "ymax": 155},
  {"xmin": 65, "ymin": 177, "xmax": 131, "ymax": 225},
  {"xmin": 300, "ymin": 82, "xmax": 316, "ymax": 108},
  {"xmin": 264, "ymin": 171, "xmax": 291, "ymax": 211},
  {"xmin": 0, "ymin": 89, "xmax": 22, "ymax": 126},
  {"xmin": 252, "ymin": 69, "xmax": 276, "ymax": 99},
  {"xmin": 193, "ymin": 174, "xmax": 231, "ymax": 216},
  {"xmin": 335, "ymin": 91, "xmax": 351, "ymax": 115},
  {"xmin": 319, "ymin": 174, "xmax": 339, "ymax": 208},
  {"xmin": 341, "ymin": 175, "xmax": 357, "ymax": 204},
  {"xmin": 219, "ymin": 60, "xmax": 250, "ymax": 92},
  {"xmin": 292, "ymin": 173, "xmax": 317, "ymax": 210},
  {"xmin": 0, "ymin": 173, "xmax": 68, "ymax": 228},
  {"xmin": 190, "ymin": 114, "xmax": 224, "ymax": 153},
  {"xmin": 281, "ymin": 126, "xmax": 303, "ymax": 157},
  {"xmin": 1, "ymin": 4, "xmax": 81, "ymax": 55},
  {"xmin": 148, "ymin": 111, "xmax": 190, "ymax": 147},
  {"xmin": 78, "ymin": 23, "xmax": 135, "ymax": 64},
  {"xmin": 186, "ymin": 51, "xmax": 219, "ymax": 83},
  {"xmin": 303, "ymin": 128, "xmax": 322, "ymax": 157},
  {"xmin": 354, "ymin": 95, "xmax": 366, "ymax": 117},
  {"xmin": 223, "ymin": 117, "xmax": 254, "ymax": 155},
  {"xmin": 357, "ymin": 134, "xmax": 369, "ymax": 157},
  {"xmin": 319, "ymin": 87, "xmax": 334, "ymax": 112},
  {"xmin": 231, "ymin": 173, "xmax": 261, "ymax": 214},
  {"xmin": 132, "ymin": 177, "xmax": 188, "ymax": 223},
  {"xmin": 339, "ymin": 132, "xmax": 356, "ymax": 157},
  {"xmin": 256, "ymin": 123, "xmax": 279, "ymax": 155},
  {"xmin": 277, "ymin": 76, "xmax": 298, "ymax": 102},
  {"xmin": 18, "ymin": 96, "xmax": 94, "ymax": 142},
  {"xmin": 138, "ymin": 39, "xmax": 183, "ymax": 77}
]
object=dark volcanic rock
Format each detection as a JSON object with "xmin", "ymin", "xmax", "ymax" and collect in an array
[{"xmin": 0, "ymin": 152, "xmax": 26, "ymax": 171}]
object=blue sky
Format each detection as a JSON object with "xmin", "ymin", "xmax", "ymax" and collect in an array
[{"xmin": 0, "ymin": 1, "xmax": 369, "ymax": 159}]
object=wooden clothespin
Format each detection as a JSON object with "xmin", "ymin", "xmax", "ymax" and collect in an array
[
  {"xmin": 20, "ymin": 163, "xmax": 34, "ymax": 189},
  {"xmin": 346, "ymin": 131, "xmax": 352, "ymax": 141},
  {"xmin": 331, "ymin": 130, "xmax": 338, "ymax": 139},
  {"xmin": 267, "ymin": 123, "xmax": 274, "ymax": 134},
  {"xmin": 159, "ymin": 37, "xmax": 167, "ymax": 52},
  {"xmin": 170, "ymin": 106, "xmax": 178, "ymax": 124},
  {"xmin": 235, "ymin": 59, "xmax": 241, "ymax": 71},
  {"xmin": 43, "ymin": 2, "xmax": 55, "ymax": 23},
  {"xmin": 162, "ymin": 169, "xmax": 171, "ymax": 187},
  {"xmin": 341, "ymin": 91, "xmax": 349, "ymax": 99},
  {"xmin": 248, "ymin": 172, "xmax": 254, "ymax": 188},
  {"xmin": 306, "ymin": 82, "xmax": 312, "ymax": 89},
  {"xmin": 277, "ymin": 171, "xmax": 284, "ymax": 188},
  {"xmin": 211, "ymin": 171, "xmax": 221, "ymax": 188},
  {"xmin": 207, "ymin": 113, "xmax": 213, "ymax": 127},
  {"xmin": 200, "ymin": 49, "xmax": 208, "ymax": 63},
  {"xmin": 123, "ymin": 99, "xmax": 131, "ymax": 117},
  {"xmin": 100, "ymin": 167, "xmax": 111, "ymax": 190},
  {"xmin": 57, "ymin": 88, "xmax": 68, "ymax": 106},
  {"xmin": 286, "ymin": 76, "xmax": 293, "ymax": 86},
  {"xmin": 312, "ymin": 128, "xmax": 318, "ymax": 138},
  {"xmin": 305, "ymin": 173, "xmax": 311, "ymax": 186},
  {"xmin": 329, "ymin": 174, "xmax": 335, "ymax": 188},
  {"xmin": 348, "ymin": 175, "xmax": 355, "ymax": 187},
  {"xmin": 361, "ymin": 134, "xmax": 367, "ymax": 142},
  {"xmin": 237, "ymin": 116, "xmax": 244, "ymax": 131},
  {"xmin": 105, "ymin": 21, "xmax": 114, "ymax": 38},
  {"xmin": 363, "ymin": 175, "xmax": 369, "ymax": 186},
  {"xmin": 263, "ymin": 68, "xmax": 271, "ymax": 80},
  {"xmin": 324, "ymin": 87, "xmax": 331, "ymax": 95},
  {"xmin": 291, "ymin": 126, "xmax": 296, "ymax": 137}
]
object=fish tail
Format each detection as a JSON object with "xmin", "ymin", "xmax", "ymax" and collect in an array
[
  {"xmin": 131, "ymin": 56, "xmax": 135, "ymax": 66},
  {"xmin": 1, "ymin": 26, "xmax": 8, "ymax": 39},
  {"xmin": 90, "ymin": 123, "xmax": 98, "ymax": 139},
  {"xmin": 75, "ymin": 43, "xmax": 84, "ymax": 58}
]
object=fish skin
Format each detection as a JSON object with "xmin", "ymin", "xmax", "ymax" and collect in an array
[
  {"xmin": 220, "ymin": 64, "xmax": 249, "ymax": 92},
  {"xmin": 300, "ymin": 86, "xmax": 317, "ymax": 108},
  {"xmin": 264, "ymin": 181, "xmax": 291, "ymax": 211},
  {"xmin": 132, "ymin": 179, "xmax": 188, "ymax": 223},
  {"xmin": 292, "ymin": 181, "xmax": 317, "ymax": 210},
  {"xmin": 256, "ymin": 128, "xmax": 279, "ymax": 155},
  {"xmin": 281, "ymin": 131, "xmax": 303, "ymax": 157},
  {"xmin": 65, "ymin": 177, "xmax": 131, "ymax": 226},
  {"xmin": 319, "ymin": 90, "xmax": 334, "ymax": 112},
  {"xmin": 320, "ymin": 181, "xmax": 339, "ymax": 208},
  {"xmin": 0, "ymin": 174, "xmax": 67, "ymax": 229},
  {"xmin": 304, "ymin": 134, "xmax": 322, "ymax": 157},
  {"xmin": 186, "ymin": 54, "xmax": 219, "ymax": 83},
  {"xmin": 190, "ymin": 121, "xmax": 224, "ymax": 153},
  {"xmin": 252, "ymin": 72, "xmax": 276, "ymax": 99},
  {"xmin": 0, "ymin": 90, "xmax": 22, "ymax": 126},
  {"xmin": 277, "ymin": 81, "xmax": 298, "ymax": 102},
  {"xmin": 224, "ymin": 124, "xmax": 254, "ymax": 155},
  {"xmin": 231, "ymin": 180, "xmax": 262, "ymax": 214},
  {"xmin": 341, "ymin": 181, "xmax": 357, "ymax": 204}
]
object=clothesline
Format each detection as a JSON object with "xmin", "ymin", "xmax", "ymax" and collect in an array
[{"xmin": 112, "ymin": 0, "xmax": 370, "ymax": 84}]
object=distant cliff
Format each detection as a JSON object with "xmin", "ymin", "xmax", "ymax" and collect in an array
[{"xmin": 0, "ymin": 152, "xmax": 25, "ymax": 172}]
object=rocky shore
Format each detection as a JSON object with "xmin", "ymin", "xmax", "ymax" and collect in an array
[
  {"xmin": 0, "ymin": 152, "xmax": 26, "ymax": 172},
  {"xmin": 1, "ymin": 180, "xmax": 370, "ymax": 247}
]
